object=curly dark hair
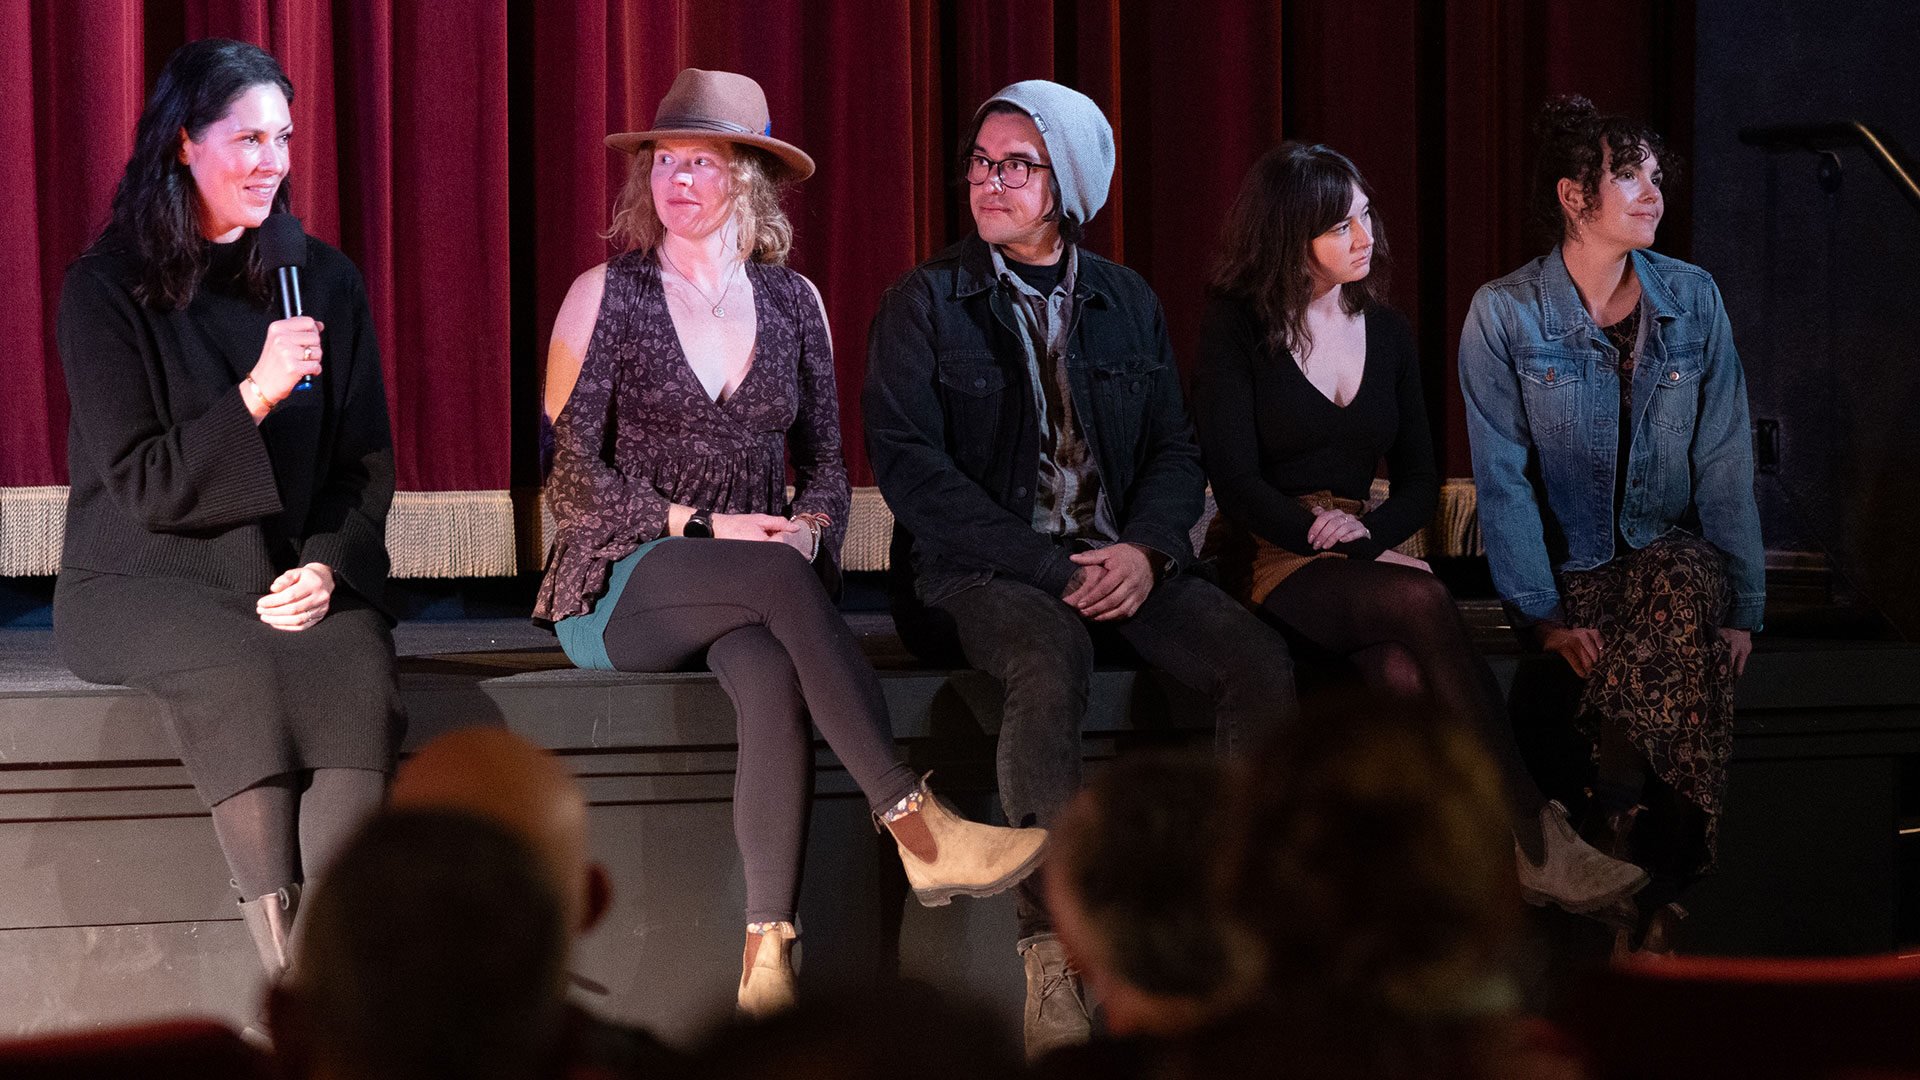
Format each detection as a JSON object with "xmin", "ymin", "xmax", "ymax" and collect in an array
[
  {"xmin": 1529, "ymin": 94, "xmax": 1678, "ymax": 249},
  {"xmin": 1212, "ymin": 142, "xmax": 1391, "ymax": 359},
  {"xmin": 104, "ymin": 38, "xmax": 294, "ymax": 309}
]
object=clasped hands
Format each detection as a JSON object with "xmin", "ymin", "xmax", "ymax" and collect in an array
[
  {"xmin": 1060, "ymin": 542, "xmax": 1156, "ymax": 622},
  {"xmin": 257, "ymin": 562, "xmax": 334, "ymax": 631},
  {"xmin": 707, "ymin": 512, "xmax": 825, "ymax": 559}
]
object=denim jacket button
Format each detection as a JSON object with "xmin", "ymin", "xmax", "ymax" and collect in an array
[
  {"xmin": 1669, "ymin": 370, "xmax": 1680, "ymax": 381},
  {"xmin": 1545, "ymin": 368, "xmax": 1556, "ymax": 383},
  {"xmin": 973, "ymin": 377, "xmax": 987, "ymax": 389},
  {"xmin": 1015, "ymin": 486, "xmax": 1029, "ymax": 497}
]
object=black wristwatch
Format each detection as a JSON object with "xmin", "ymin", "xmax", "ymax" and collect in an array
[{"xmin": 683, "ymin": 509, "xmax": 715, "ymax": 538}]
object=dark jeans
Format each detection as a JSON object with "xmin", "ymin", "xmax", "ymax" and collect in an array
[
  {"xmin": 934, "ymin": 572, "xmax": 1298, "ymax": 939},
  {"xmin": 600, "ymin": 540, "xmax": 921, "ymax": 924}
]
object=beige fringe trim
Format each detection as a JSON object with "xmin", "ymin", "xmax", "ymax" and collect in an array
[
  {"xmin": 524, "ymin": 479, "xmax": 1484, "ymax": 577},
  {"xmin": 6, "ymin": 481, "xmax": 1482, "ymax": 581},
  {"xmin": 1362, "ymin": 477, "xmax": 1482, "ymax": 559},
  {"xmin": 386, "ymin": 490, "xmax": 518, "ymax": 578},
  {"xmin": 0, "ymin": 487, "xmax": 67, "ymax": 576}
]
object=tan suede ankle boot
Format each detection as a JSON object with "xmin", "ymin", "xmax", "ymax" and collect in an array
[
  {"xmin": 883, "ymin": 781, "xmax": 1048, "ymax": 907},
  {"xmin": 737, "ymin": 923, "xmax": 797, "ymax": 1018},
  {"xmin": 1516, "ymin": 801, "xmax": 1649, "ymax": 914}
]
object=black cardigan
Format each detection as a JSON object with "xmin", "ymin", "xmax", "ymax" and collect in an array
[
  {"xmin": 1191, "ymin": 293, "xmax": 1438, "ymax": 560},
  {"xmin": 56, "ymin": 231, "xmax": 395, "ymax": 613}
]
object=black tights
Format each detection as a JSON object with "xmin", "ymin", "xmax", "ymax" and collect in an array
[
  {"xmin": 210, "ymin": 768, "xmax": 388, "ymax": 898},
  {"xmin": 1263, "ymin": 558, "xmax": 1549, "ymax": 856}
]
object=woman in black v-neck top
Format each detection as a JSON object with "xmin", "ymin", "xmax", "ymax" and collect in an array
[{"xmin": 1194, "ymin": 143, "xmax": 1647, "ymax": 920}]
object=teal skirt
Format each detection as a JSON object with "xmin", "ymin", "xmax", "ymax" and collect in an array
[{"xmin": 554, "ymin": 539, "xmax": 668, "ymax": 670}]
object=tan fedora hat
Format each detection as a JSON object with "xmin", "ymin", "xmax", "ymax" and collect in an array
[{"xmin": 606, "ymin": 68, "xmax": 814, "ymax": 181}]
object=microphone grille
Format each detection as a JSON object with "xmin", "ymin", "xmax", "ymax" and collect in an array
[{"xmin": 258, "ymin": 213, "xmax": 308, "ymax": 269}]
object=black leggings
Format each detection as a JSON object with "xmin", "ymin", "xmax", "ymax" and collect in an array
[
  {"xmin": 599, "ymin": 539, "xmax": 920, "ymax": 924},
  {"xmin": 1263, "ymin": 558, "xmax": 1548, "ymax": 850},
  {"xmin": 212, "ymin": 767, "xmax": 388, "ymax": 898}
]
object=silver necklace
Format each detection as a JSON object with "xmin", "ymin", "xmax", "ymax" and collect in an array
[{"xmin": 660, "ymin": 249, "xmax": 741, "ymax": 319}]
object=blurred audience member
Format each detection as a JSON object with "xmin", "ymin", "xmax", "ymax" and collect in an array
[
  {"xmin": 1050, "ymin": 752, "xmax": 1259, "ymax": 1029},
  {"xmin": 1035, "ymin": 750, "xmax": 1262, "ymax": 1077},
  {"xmin": 1208, "ymin": 692, "xmax": 1578, "ymax": 1079},
  {"xmin": 269, "ymin": 810, "xmax": 572, "ymax": 1080},
  {"xmin": 387, "ymin": 728, "xmax": 681, "ymax": 1077}
]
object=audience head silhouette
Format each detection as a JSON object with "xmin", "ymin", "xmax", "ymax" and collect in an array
[{"xmin": 269, "ymin": 809, "xmax": 570, "ymax": 1080}]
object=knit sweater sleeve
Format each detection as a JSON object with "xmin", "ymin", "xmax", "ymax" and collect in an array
[
  {"xmin": 57, "ymin": 257, "xmax": 281, "ymax": 533},
  {"xmin": 1353, "ymin": 309, "xmax": 1439, "ymax": 552},
  {"xmin": 297, "ymin": 262, "xmax": 396, "ymax": 607}
]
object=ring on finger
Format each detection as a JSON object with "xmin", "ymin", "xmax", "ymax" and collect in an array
[{"xmin": 302, "ymin": 345, "xmax": 314, "ymax": 362}]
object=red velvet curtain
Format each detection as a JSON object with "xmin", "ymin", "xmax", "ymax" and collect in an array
[{"xmin": 1, "ymin": 0, "xmax": 1690, "ymax": 567}]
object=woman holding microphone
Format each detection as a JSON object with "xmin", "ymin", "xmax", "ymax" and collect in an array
[{"xmin": 54, "ymin": 39, "xmax": 401, "ymax": 983}]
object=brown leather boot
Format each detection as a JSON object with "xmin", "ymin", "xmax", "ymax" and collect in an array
[
  {"xmin": 883, "ymin": 781, "xmax": 1048, "ymax": 907},
  {"xmin": 1020, "ymin": 934, "xmax": 1090, "ymax": 1062},
  {"xmin": 1516, "ymin": 801, "xmax": 1648, "ymax": 915},
  {"xmin": 736, "ymin": 923, "xmax": 797, "ymax": 1019}
]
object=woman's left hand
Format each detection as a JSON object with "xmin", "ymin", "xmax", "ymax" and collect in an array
[
  {"xmin": 1718, "ymin": 627, "xmax": 1753, "ymax": 678},
  {"xmin": 258, "ymin": 563, "xmax": 335, "ymax": 631}
]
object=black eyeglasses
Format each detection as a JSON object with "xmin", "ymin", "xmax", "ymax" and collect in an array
[{"xmin": 965, "ymin": 153, "xmax": 1052, "ymax": 189}]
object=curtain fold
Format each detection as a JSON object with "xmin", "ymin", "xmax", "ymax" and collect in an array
[{"xmin": 0, "ymin": 0, "xmax": 1690, "ymax": 576}]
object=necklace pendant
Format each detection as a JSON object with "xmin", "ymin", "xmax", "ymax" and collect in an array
[{"xmin": 712, "ymin": 305, "xmax": 726, "ymax": 318}]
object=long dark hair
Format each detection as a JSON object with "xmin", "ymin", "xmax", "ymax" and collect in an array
[
  {"xmin": 1213, "ymin": 142, "xmax": 1390, "ymax": 359},
  {"xmin": 1528, "ymin": 95, "xmax": 1676, "ymax": 250},
  {"xmin": 106, "ymin": 38, "xmax": 294, "ymax": 309}
]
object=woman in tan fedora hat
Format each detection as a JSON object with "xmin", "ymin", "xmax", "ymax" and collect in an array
[{"xmin": 533, "ymin": 68, "xmax": 1047, "ymax": 1017}]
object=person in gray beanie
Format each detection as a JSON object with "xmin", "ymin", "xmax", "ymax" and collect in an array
[{"xmin": 863, "ymin": 82, "xmax": 1301, "ymax": 1059}]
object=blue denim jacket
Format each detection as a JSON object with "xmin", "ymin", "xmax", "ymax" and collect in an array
[{"xmin": 1458, "ymin": 247, "xmax": 1765, "ymax": 631}]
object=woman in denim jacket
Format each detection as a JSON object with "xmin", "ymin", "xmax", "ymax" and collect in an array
[{"xmin": 1459, "ymin": 97, "xmax": 1765, "ymax": 954}]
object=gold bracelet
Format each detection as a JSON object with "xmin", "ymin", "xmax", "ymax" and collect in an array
[{"xmin": 241, "ymin": 377, "xmax": 282, "ymax": 413}]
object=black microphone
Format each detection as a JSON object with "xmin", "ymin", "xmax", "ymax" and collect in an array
[{"xmin": 258, "ymin": 213, "xmax": 314, "ymax": 391}]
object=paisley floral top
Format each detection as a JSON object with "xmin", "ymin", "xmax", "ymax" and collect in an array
[{"xmin": 533, "ymin": 249, "xmax": 849, "ymax": 623}]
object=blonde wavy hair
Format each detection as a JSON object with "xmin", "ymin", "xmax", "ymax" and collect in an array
[{"xmin": 604, "ymin": 141, "xmax": 793, "ymax": 264}]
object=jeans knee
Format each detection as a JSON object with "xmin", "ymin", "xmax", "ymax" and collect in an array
[{"xmin": 999, "ymin": 632, "xmax": 1093, "ymax": 707}]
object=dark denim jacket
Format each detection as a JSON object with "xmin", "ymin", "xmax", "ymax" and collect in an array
[
  {"xmin": 863, "ymin": 234, "xmax": 1204, "ymax": 604},
  {"xmin": 1459, "ymin": 247, "xmax": 1765, "ymax": 630}
]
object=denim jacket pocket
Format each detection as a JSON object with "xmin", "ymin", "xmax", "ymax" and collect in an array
[
  {"xmin": 1648, "ymin": 349, "xmax": 1705, "ymax": 436},
  {"xmin": 1515, "ymin": 348, "xmax": 1585, "ymax": 437},
  {"xmin": 937, "ymin": 353, "xmax": 1010, "ymax": 472},
  {"xmin": 1087, "ymin": 351, "xmax": 1162, "ymax": 463}
]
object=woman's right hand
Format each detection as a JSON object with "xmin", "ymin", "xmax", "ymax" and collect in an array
[
  {"xmin": 712, "ymin": 512, "xmax": 803, "ymax": 545},
  {"xmin": 249, "ymin": 316, "xmax": 325, "ymax": 402},
  {"xmin": 1541, "ymin": 625, "xmax": 1604, "ymax": 679}
]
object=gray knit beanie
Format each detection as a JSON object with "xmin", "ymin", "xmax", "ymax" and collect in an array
[{"xmin": 975, "ymin": 80, "xmax": 1116, "ymax": 229}]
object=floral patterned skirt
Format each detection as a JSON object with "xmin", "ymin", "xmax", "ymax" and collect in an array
[{"xmin": 1560, "ymin": 533, "xmax": 1736, "ymax": 874}]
